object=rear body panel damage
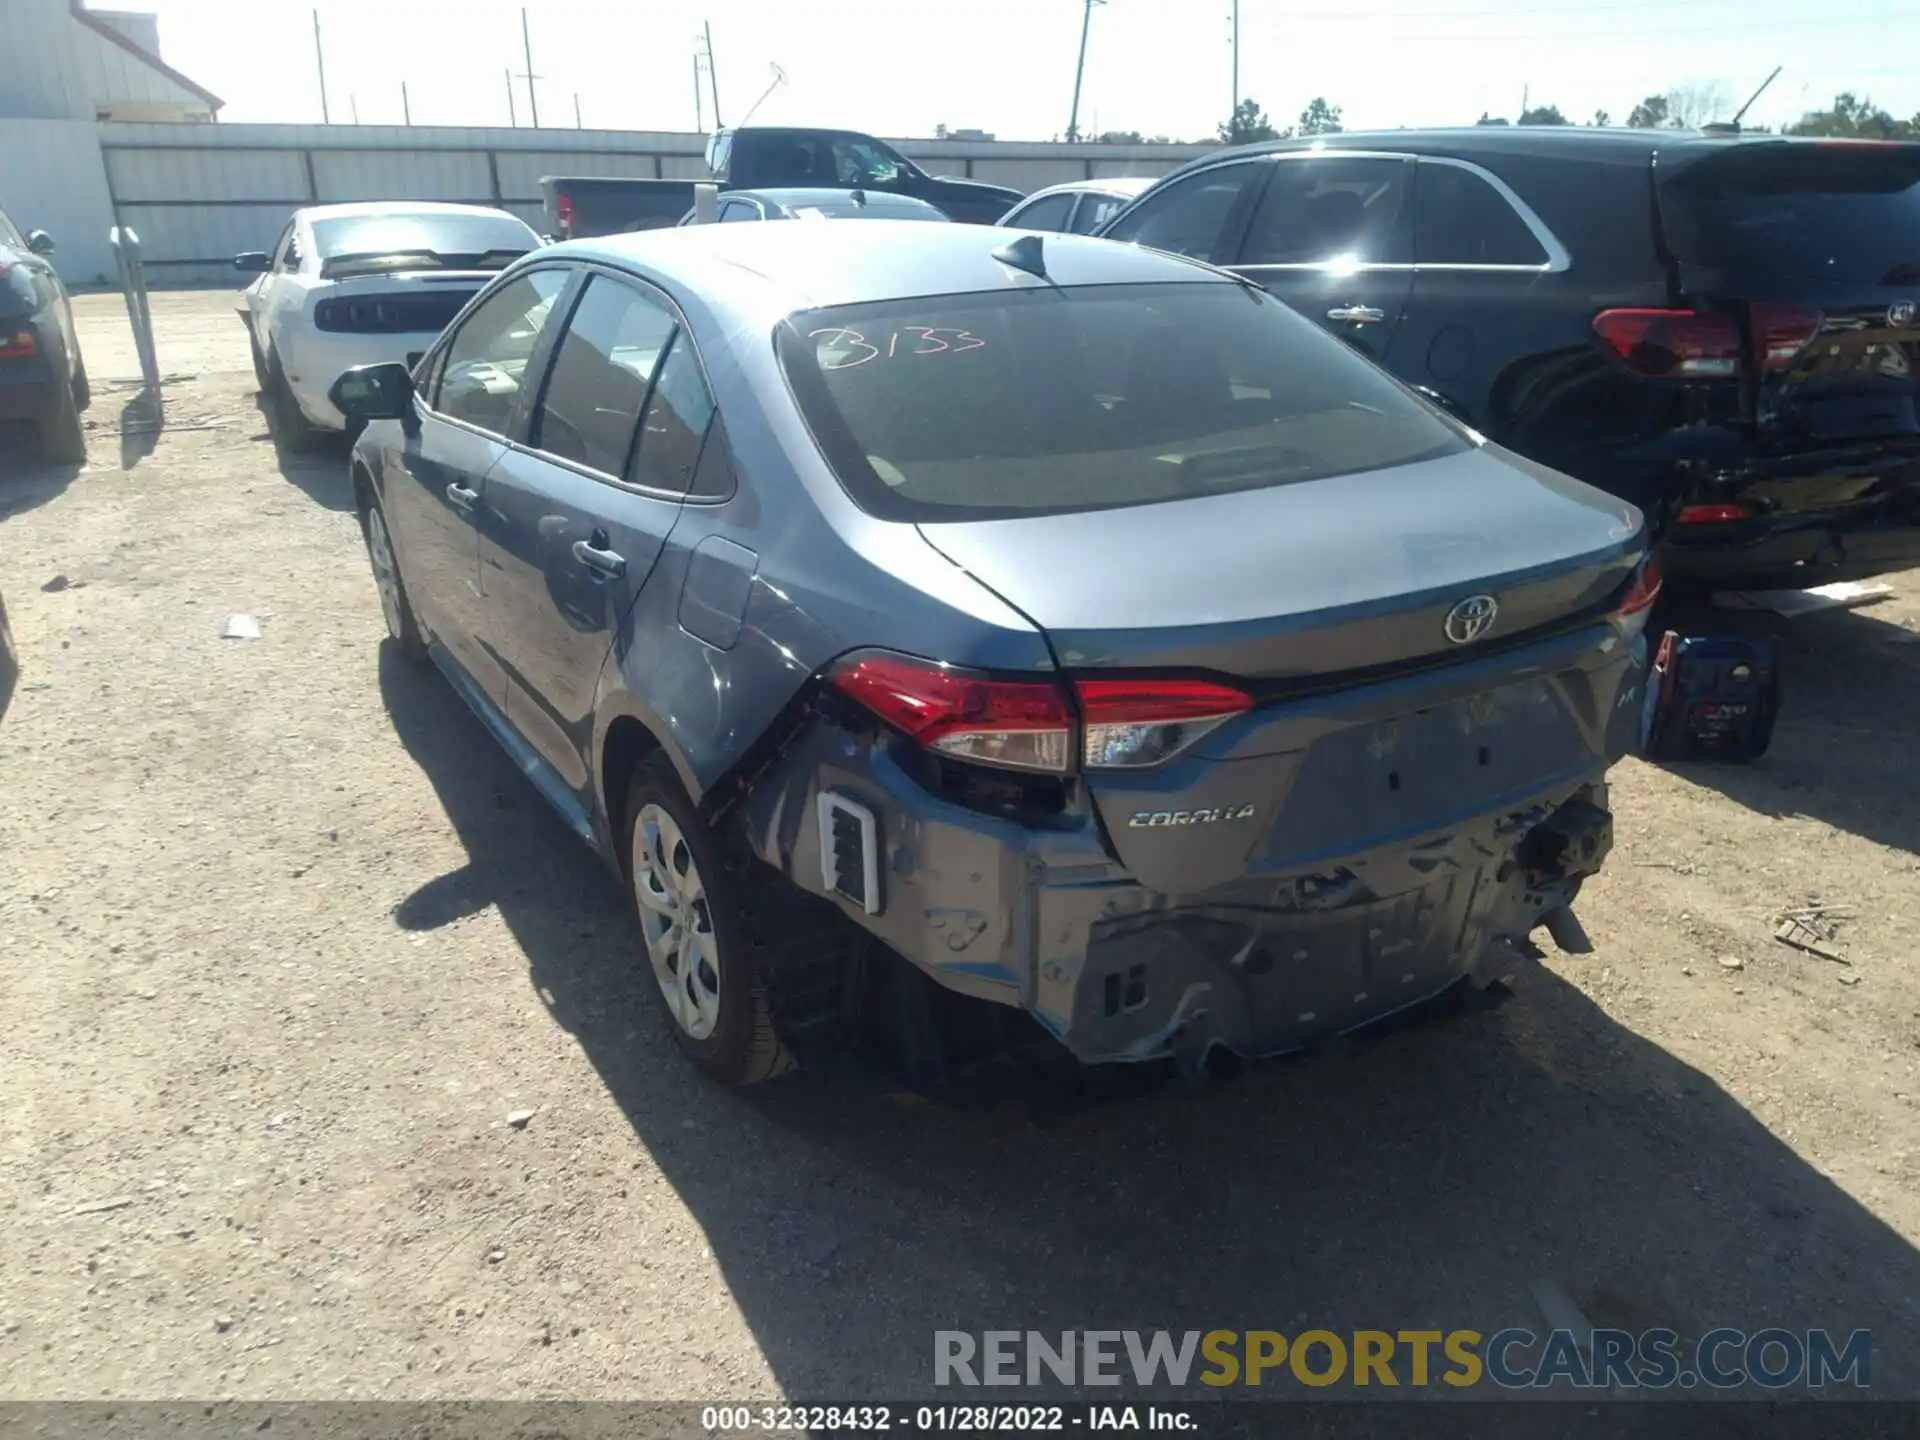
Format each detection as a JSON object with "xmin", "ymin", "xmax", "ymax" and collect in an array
[{"xmin": 734, "ymin": 621, "xmax": 1644, "ymax": 1067}]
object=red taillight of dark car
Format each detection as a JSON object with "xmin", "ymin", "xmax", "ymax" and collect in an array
[
  {"xmin": 828, "ymin": 652, "xmax": 1253, "ymax": 774},
  {"xmin": 0, "ymin": 329, "xmax": 37, "ymax": 360},
  {"xmin": 1592, "ymin": 304, "xmax": 1824, "ymax": 379}
]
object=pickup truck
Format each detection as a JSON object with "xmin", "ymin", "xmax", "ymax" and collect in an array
[
  {"xmin": 540, "ymin": 177, "xmax": 699, "ymax": 241},
  {"xmin": 707, "ymin": 127, "xmax": 1023, "ymax": 224}
]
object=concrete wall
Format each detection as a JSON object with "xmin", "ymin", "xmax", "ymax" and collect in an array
[
  {"xmin": 93, "ymin": 122, "xmax": 1216, "ymax": 283},
  {"xmin": 0, "ymin": 119, "xmax": 120, "ymax": 284}
]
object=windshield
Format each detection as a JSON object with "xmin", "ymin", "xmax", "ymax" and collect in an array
[
  {"xmin": 311, "ymin": 211, "xmax": 539, "ymax": 274},
  {"xmin": 1661, "ymin": 143, "xmax": 1920, "ymax": 283},
  {"xmin": 779, "ymin": 282, "xmax": 1464, "ymax": 521}
]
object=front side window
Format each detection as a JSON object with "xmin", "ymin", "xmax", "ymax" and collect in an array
[
  {"xmin": 1239, "ymin": 156, "xmax": 1412, "ymax": 266},
  {"xmin": 434, "ymin": 268, "xmax": 568, "ymax": 435},
  {"xmin": 532, "ymin": 275, "xmax": 676, "ymax": 476},
  {"xmin": 1414, "ymin": 162, "xmax": 1549, "ymax": 266},
  {"xmin": 1101, "ymin": 163, "xmax": 1262, "ymax": 263},
  {"xmin": 0, "ymin": 209, "xmax": 27, "ymax": 250},
  {"xmin": 718, "ymin": 200, "xmax": 761, "ymax": 222},
  {"xmin": 1008, "ymin": 193, "xmax": 1076, "ymax": 233},
  {"xmin": 1071, "ymin": 193, "xmax": 1131, "ymax": 234},
  {"xmin": 276, "ymin": 224, "xmax": 301, "ymax": 272},
  {"xmin": 779, "ymin": 281, "xmax": 1463, "ymax": 522}
]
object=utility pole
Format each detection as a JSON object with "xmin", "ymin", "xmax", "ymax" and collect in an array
[
  {"xmin": 703, "ymin": 20, "xmax": 722, "ymax": 127},
  {"xmin": 401, "ymin": 81, "xmax": 411, "ymax": 126},
  {"xmin": 1230, "ymin": 0, "xmax": 1239, "ymax": 139},
  {"xmin": 505, "ymin": 68, "xmax": 517, "ymax": 127},
  {"xmin": 1068, "ymin": 0, "xmax": 1107, "ymax": 143},
  {"xmin": 312, "ymin": 9, "xmax": 330, "ymax": 124},
  {"xmin": 574, "ymin": 92, "xmax": 583, "ymax": 129},
  {"xmin": 520, "ymin": 7, "xmax": 542, "ymax": 128},
  {"xmin": 693, "ymin": 52, "xmax": 705, "ymax": 132},
  {"xmin": 350, "ymin": 93, "xmax": 360, "ymax": 125}
]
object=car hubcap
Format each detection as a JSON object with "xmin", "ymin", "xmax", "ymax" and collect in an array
[
  {"xmin": 366, "ymin": 509, "xmax": 405, "ymax": 641},
  {"xmin": 632, "ymin": 804, "xmax": 722, "ymax": 1040}
]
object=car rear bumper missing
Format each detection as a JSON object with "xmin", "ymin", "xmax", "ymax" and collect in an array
[{"xmin": 737, "ymin": 697, "xmax": 1626, "ymax": 1069}]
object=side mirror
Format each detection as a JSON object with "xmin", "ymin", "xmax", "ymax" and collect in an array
[
  {"xmin": 329, "ymin": 362, "xmax": 415, "ymax": 422},
  {"xmin": 26, "ymin": 230, "xmax": 55, "ymax": 256},
  {"xmin": 233, "ymin": 251, "xmax": 272, "ymax": 273}
]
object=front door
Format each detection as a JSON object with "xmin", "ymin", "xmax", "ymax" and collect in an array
[
  {"xmin": 388, "ymin": 267, "xmax": 569, "ymax": 697},
  {"xmin": 482, "ymin": 270, "xmax": 713, "ymax": 797},
  {"xmin": 1227, "ymin": 153, "xmax": 1417, "ymax": 366}
]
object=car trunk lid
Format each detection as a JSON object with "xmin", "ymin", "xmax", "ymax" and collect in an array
[{"xmin": 918, "ymin": 445, "xmax": 1648, "ymax": 891}]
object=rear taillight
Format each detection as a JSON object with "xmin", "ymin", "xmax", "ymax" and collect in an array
[
  {"xmin": 827, "ymin": 653, "xmax": 1254, "ymax": 774},
  {"xmin": 1593, "ymin": 308, "xmax": 1741, "ymax": 378},
  {"xmin": 555, "ymin": 192, "xmax": 576, "ymax": 238},
  {"xmin": 1610, "ymin": 555, "xmax": 1663, "ymax": 641},
  {"xmin": 1076, "ymin": 677, "xmax": 1252, "ymax": 769},
  {"xmin": 1750, "ymin": 303, "xmax": 1824, "ymax": 372},
  {"xmin": 1677, "ymin": 503, "xmax": 1753, "ymax": 525},
  {"xmin": 0, "ymin": 329, "xmax": 37, "ymax": 360},
  {"xmin": 830, "ymin": 652, "xmax": 1073, "ymax": 773}
]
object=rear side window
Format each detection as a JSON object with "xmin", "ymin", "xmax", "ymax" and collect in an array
[
  {"xmin": 779, "ymin": 281, "xmax": 1463, "ymax": 522},
  {"xmin": 1101, "ymin": 163, "xmax": 1262, "ymax": 262},
  {"xmin": 629, "ymin": 333, "xmax": 717, "ymax": 494},
  {"xmin": 1414, "ymin": 162, "xmax": 1549, "ymax": 266},
  {"xmin": 1660, "ymin": 143, "xmax": 1920, "ymax": 282},
  {"xmin": 434, "ymin": 269, "xmax": 568, "ymax": 435},
  {"xmin": 533, "ymin": 275, "xmax": 675, "ymax": 476},
  {"xmin": 1010, "ymin": 193, "xmax": 1075, "ymax": 232},
  {"xmin": 1239, "ymin": 156, "xmax": 1411, "ymax": 266}
]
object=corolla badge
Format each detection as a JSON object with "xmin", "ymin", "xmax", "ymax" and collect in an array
[
  {"xmin": 1444, "ymin": 594, "xmax": 1500, "ymax": 645},
  {"xmin": 1890, "ymin": 300, "xmax": 1917, "ymax": 326}
]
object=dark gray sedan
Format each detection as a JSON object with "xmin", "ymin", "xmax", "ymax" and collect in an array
[{"xmin": 332, "ymin": 220, "xmax": 1657, "ymax": 1086}]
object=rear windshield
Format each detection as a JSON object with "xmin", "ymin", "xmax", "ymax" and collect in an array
[
  {"xmin": 1660, "ymin": 143, "xmax": 1920, "ymax": 283},
  {"xmin": 311, "ymin": 212, "xmax": 538, "ymax": 273},
  {"xmin": 778, "ymin": 282, "xmax": 1463, "ymax": 521}
]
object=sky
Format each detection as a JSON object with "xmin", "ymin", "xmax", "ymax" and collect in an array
[{"xmin": 129, "ymin": 0, "xmax": 1920, "ymax": 141}]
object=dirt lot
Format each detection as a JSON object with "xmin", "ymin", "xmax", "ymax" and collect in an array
[{"xmin": 3, "ymin": 290, "xmax": 1920, "ymax": 1407}]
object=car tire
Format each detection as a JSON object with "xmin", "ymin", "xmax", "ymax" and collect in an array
[
  {"xmin": 249, "ymin": 333, "xmax": 269, "ymax": 391},
  {"xmin": 71, "ymin": 354, "xmax": 91, "ymax": 413},
  {"xmin": 362, "ymin": 501, "xmax": 429, "ymax": 667},
  {"xmin": 36, "ymin": 367, "xmax": 86, "ymax": 465},
  {"xmin": 624, "ymin": 756, "xmax": 793, "ymax": 1087},
  {"xmin": 266, "ymin": 349, "xmax": 325, "ymax": 452}
]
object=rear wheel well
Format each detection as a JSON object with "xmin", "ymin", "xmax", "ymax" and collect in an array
[{"xmin": 601, "ymin": 716, "xmax": 664, "ymax": 876}]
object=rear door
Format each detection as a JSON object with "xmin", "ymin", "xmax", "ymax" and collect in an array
[
  {"xmin": 1226, "ymin": 153, "xmax": 1417, "ymax": 365},
  {"xmin": 389, "ymin": 266, "xmax": 570, "ymax": 699},
  {"xmin": 481, "ymin": 269, "xmax": 708, "ymax": 796},
  {"xmin": 1656, "ymin": 140, "xmax": 1920, "ymax": 555}
]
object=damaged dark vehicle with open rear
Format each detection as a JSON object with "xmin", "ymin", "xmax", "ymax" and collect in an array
[{"xmin": 337, "ymin": 222, "xmax": 1657, "ymax": 1088}]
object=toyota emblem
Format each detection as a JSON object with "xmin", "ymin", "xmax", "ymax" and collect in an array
[
  {"xmin": 1891, "ymin": 300, "xmax": 1917, "ymax": 327},
  {"xmin": 1444, "ymin": 594, "xmax": 1499, "ymax": 645}
]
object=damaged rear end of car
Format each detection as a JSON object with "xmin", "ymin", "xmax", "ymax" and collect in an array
[{"xmin": 732, "ymin": 268, "xmax": 1656, "ymax": 1071}]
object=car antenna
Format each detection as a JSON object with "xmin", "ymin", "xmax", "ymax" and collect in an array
[{"xmin": 990, "ymin": 233, "xmax": 1047, "ymax": 279}]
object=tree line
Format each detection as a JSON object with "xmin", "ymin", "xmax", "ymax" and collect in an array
[{"xmin": 1078, "ymin": 89, "xmax": 1920, "ymax": 144}]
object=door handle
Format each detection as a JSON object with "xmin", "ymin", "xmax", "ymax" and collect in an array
[
  {"xmin": 572, "ymin": 537, "xmax": 627, "ymax": 579},
  {"xmin": 1327, "ymin": 305, "xmax": 1387, "ymax": 325},
  {"xmin": 445, "ymin": 481, "xmax": 479, "ymax": 511}
]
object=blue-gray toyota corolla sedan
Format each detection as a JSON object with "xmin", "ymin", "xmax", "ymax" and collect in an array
[{"xmin": 332, "ymin": 219, "xmax": 1658, "ymax": 1086}]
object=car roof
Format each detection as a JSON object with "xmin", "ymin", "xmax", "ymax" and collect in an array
[
  {"xmin": 550, "ymin": 219, "xmax": 1227, "ymax": 321},
  {"xmin": 1021, "ymin": 177, "xmax": 1159, "ymax": 203},
  {"xmin": 296, "ymin": 201, "xmax": 525, "ymax": 223},
  {"xmin": 736, "ymin": 188, "xmax": 947, "ymax": 215}
]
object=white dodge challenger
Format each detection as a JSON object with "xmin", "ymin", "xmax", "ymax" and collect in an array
[{"xmin": 235, "ymin": 201, "xmax": 542, "ymax": 446}]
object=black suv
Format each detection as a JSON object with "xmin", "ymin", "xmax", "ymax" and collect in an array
[
  {"xmin": 0, "ymin": 204, "xmax": 87, "ymax": 464},
  {"xmin": 1100, "ymin": 129, "xmax": 1920, "ymax": 589}
]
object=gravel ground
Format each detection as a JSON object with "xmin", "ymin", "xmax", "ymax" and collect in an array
[{"xmin": 2, "ymin": 290, "xmax": 1919, "ymax": 1407}]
